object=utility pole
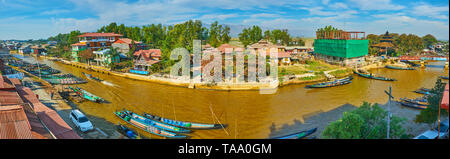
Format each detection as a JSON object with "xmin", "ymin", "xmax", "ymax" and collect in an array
[{"xmin": 384, "ymin": 86, "xmax": 394, "ymax": 139}]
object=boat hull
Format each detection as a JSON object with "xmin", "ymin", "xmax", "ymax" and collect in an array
[
  {"xmin": 114, "ymin": 111, "xmax": 186, "ymax": 139},
  {"xmin": 143, "ymin": 113, "xmax": 225, "ymax": 129}
]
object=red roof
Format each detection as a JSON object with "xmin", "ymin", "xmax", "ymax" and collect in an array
[
  {"xmin": 0, "ymin": 76, "xmax": 79, "ymax": 139},
  {"xmin": 0, "ymin": 105, "xmax": 34, "ymax": 139},
  {"xmin": 78, "ymin": 32, "xmax": 123, "ymax": 37},
  {"xmin": 134, "ymin": 49, "xmax": 161, "ymax": 57},
  {"xmin": 0, "ymin": 76, "xmax": 15, "ymax": 89},
  {"xmin": 14, "ymin": 86, "xmax": 80, "ymax": 139},
  {"xmin": 135, "ymin": 51, "xmax": 161, "ymax": 66},
  {"xmin": 35, "ymin": 107, "xmax": 80, "ymax": 139},
  {"xmin": 441, "ymin": 84, "xmax": 449, "ymax": 110},
  {"xmin": 0, "ymin": 90, "xmax": 23, "ymax": 106},
  {"xmin": 71, "ymin": 43, "xmax": 86, "ymax": 46},
  {"xmin": 114, "ymin": 38, "xmax": 142, "ymax": 44},
  {"xmin": 217, "ymin": 44, "xmax": 237, "ymax": 53}
]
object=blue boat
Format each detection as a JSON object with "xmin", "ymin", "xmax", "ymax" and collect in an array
[
  {"xmin": 123, "ymin": 109, "xmax": 191, "ymax": 133},
  {"xmin": 354, "ymin": 70, "xmax": 396, "ymax": 81},
  {"xmin": 306, "ymin": 76, "xmax": 353, "ymax": 88},
  {"xmin": 114, "ymin": 110, "xmax": 186, "ymax": 139},
  {"xmin": 143, "ymin": 112, "xmax": 226, "ymax": 129},
  {"xmin": 385, "ymin": 65, "xmax": 415, "ymax": 70}
]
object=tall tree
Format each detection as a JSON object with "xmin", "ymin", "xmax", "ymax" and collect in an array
[{"xmin": 238, "ymin": 25, "xmax": 263, "ymax": 47}]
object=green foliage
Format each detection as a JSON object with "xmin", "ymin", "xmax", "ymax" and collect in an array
[
  {"xmin": 238, "ymin": 25, "xmax": 263, "ymax": 47},
  {"xmin": 415, "ymin": 79, "xmax": 448, "ymax": 127},
  {"xmin": 422, "ymin": 34, "xmax": 438, "ymax": 48},
  {"xmin": 395, "ymin": 34, "xmax": 424, "ymax": 55},
  {"xmin": 267, "ymin": 29, "xmax": 291, "ymax": 45},
  {"xmin": 322, "ymin": 102, "xmax": 407, "ymax": 139},
  {"xmin": 241, "ymin": 27, "xmax": 293, "ymax": 46},
  {"xmin": 208, "ymin": 21, "xmax": 231, "ymax": 47}
]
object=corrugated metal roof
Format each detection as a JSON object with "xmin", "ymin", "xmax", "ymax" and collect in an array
[
  {"xmin": 0, "ymin": 90, "xmax": 23, "ymax": 106},
  {"xmin": 15, "ymin": 87, "xmax": 80, "ymax": 139},
  {"xmin": 22, "ymin": 104, "xmax": 53, "ymax": 139},
  {"xmin": 0, "ymin": 105, "xmax": 34, "ymax": 139},
  {"xmin": 36, "ymin": 109, "xmax": 80, "ymax": 139},
  {"xmin": 0, "ymin": 76, "xmax": 15, "ymax": 89},
  {"xmin": 15, "ymin": 86, "xmax": 40, "ymax": 105},
  {"xmin": 0, "ymin": 76, "xmax": 80, "ymax": 139}
]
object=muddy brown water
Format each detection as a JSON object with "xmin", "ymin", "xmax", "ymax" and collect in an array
[{"xmin": 14, "ymin": 54, "xmax": 449, "ymax": 139}]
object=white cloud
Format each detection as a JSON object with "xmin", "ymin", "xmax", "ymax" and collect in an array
[
  {"xmin": 411, "ymin": 3, "xmax": 449, "ymax": 20},
  {"xmin": 329, "ymin": 2, "xmax": 348, "ymax": 9},
  {"xmin": 347, "ymin": 0, "xmax": 404, "ymax": 10},
  {"xmin": 250, "ymin": 13, "xmax": 279, "ymax": 19},
  {"xmin": 40, "ymin": 9, "xmax": 71, "ymax": 15}
]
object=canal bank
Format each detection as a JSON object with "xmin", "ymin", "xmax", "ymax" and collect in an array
[
  {"xmin": 12, "ymin": 54, "xmax": 449, "ymax": 139},
  {"xmin": 12, "ymin": 66, "xmax": 123, "ymax": 139},
  {"xmin": 270, "ymin": 101, "xmax": 449, "ymax": 139},
  {"xmin": 46, "ymin": 55, "xmax": 364, "ymax": 91}
]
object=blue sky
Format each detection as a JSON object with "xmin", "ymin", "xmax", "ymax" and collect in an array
[{"xmin": 0, "ymin": 0, "xmax": 449, "ymax": 40}]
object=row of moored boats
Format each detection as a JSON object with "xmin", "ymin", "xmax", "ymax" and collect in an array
[{"xmin": 114, "ymin": 109, "xmax": 226, "ymax": 139}]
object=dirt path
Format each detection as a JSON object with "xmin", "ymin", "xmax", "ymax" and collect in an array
[{"xmin": 23, "ymin": 76, "xmax": 123, "ymax": 139}]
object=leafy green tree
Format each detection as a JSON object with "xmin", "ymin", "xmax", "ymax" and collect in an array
[
  {"xmin": 415, "ymin": 79, "xmax": 448, "ymax": 128},
  {"xmin": 422, "ymin": 34, "xmax": 438, "ymax": 49},
  {"xmin": 268, "ymin": 29, "xmax": 291, "ymax": 45},
  {"xmin": 238, "ymin": 25, "xmax": 263, "ymax": 47},
  {"xmin": 322, "ymin": 102, "xmax": 407, "ymax": 139},
  {"xmin": 264, "ymin": 30, "xmax": 271, "ymax": 40},
  {"xmin": 395, "ymin": 34, "xmax": 424, "ymax": 55}
]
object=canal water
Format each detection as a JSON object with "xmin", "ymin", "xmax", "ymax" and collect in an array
[{"xmin": 14, "ymin": 54, "xmax": 449, "ymax": 139}]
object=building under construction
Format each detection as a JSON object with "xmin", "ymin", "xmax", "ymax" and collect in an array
[{"xmin": 314, "ymin": 31, "xmax": 369, "ymax": 66}]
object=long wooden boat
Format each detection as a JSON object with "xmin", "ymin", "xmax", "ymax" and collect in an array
[
  {"xmin": 69, "ymin": 86, "xmax": 105, "ymax": 103},
  {"xmin": 398, "ymin": 100, "xmax": 427, "ymax": 110},
  {"xmin": 143, "ymin": 112, "xmax": 226, "ymax": 129},
  {"xmin": 440, "ymin": 76, "xmax": 449, "ymax": 80},
  {"xmin": 413, "ymin": 87, "xmax": 432, "ymax": 95},
  {"xmin": 42, "ymin": 74, "xmax": 87, "ymax": 85},
  {"xmin": 271, "ymin": 128, "xmax": 318, "ymax": 139},
  {"xmin": 306, "ymin": 76, "xmax": 353, "ymax": 88},
  {"xmin": 400, "ymin": 98, "xmax": 428, "ymax": 106},
  {"xmin": 82, "ymin": 72, "xmax": 103, "ymax": 82},
  {"xmin": 82, "ymin": 72, "xmax": 92, "ymax": 80},
  {"xmin": 116, "ymin": 123, "xmax": 140, "ymax": 139},
  {"xmin": 385, "ymin": 65, "xmax": 415, "ymax": 70},
  {"xmin": 114, "ymin": 111, "xmax": 186, "ymax": 139},
  {"xmin": 123, "ymin": 109, "xmax": 191, "ymax": 133},
  {"xmin": 353, "ymin": 71, "xmax": 396, "ymax": 81}
]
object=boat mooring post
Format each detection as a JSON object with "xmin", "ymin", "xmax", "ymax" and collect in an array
[{"xmin": 384, "ymin": 86, "xmax": 394, "ymax": 139}]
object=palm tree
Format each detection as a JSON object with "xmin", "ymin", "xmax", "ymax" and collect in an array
[{"xmin": 108, "ymin": 47, "xmax": 121, "ymax": 70}]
